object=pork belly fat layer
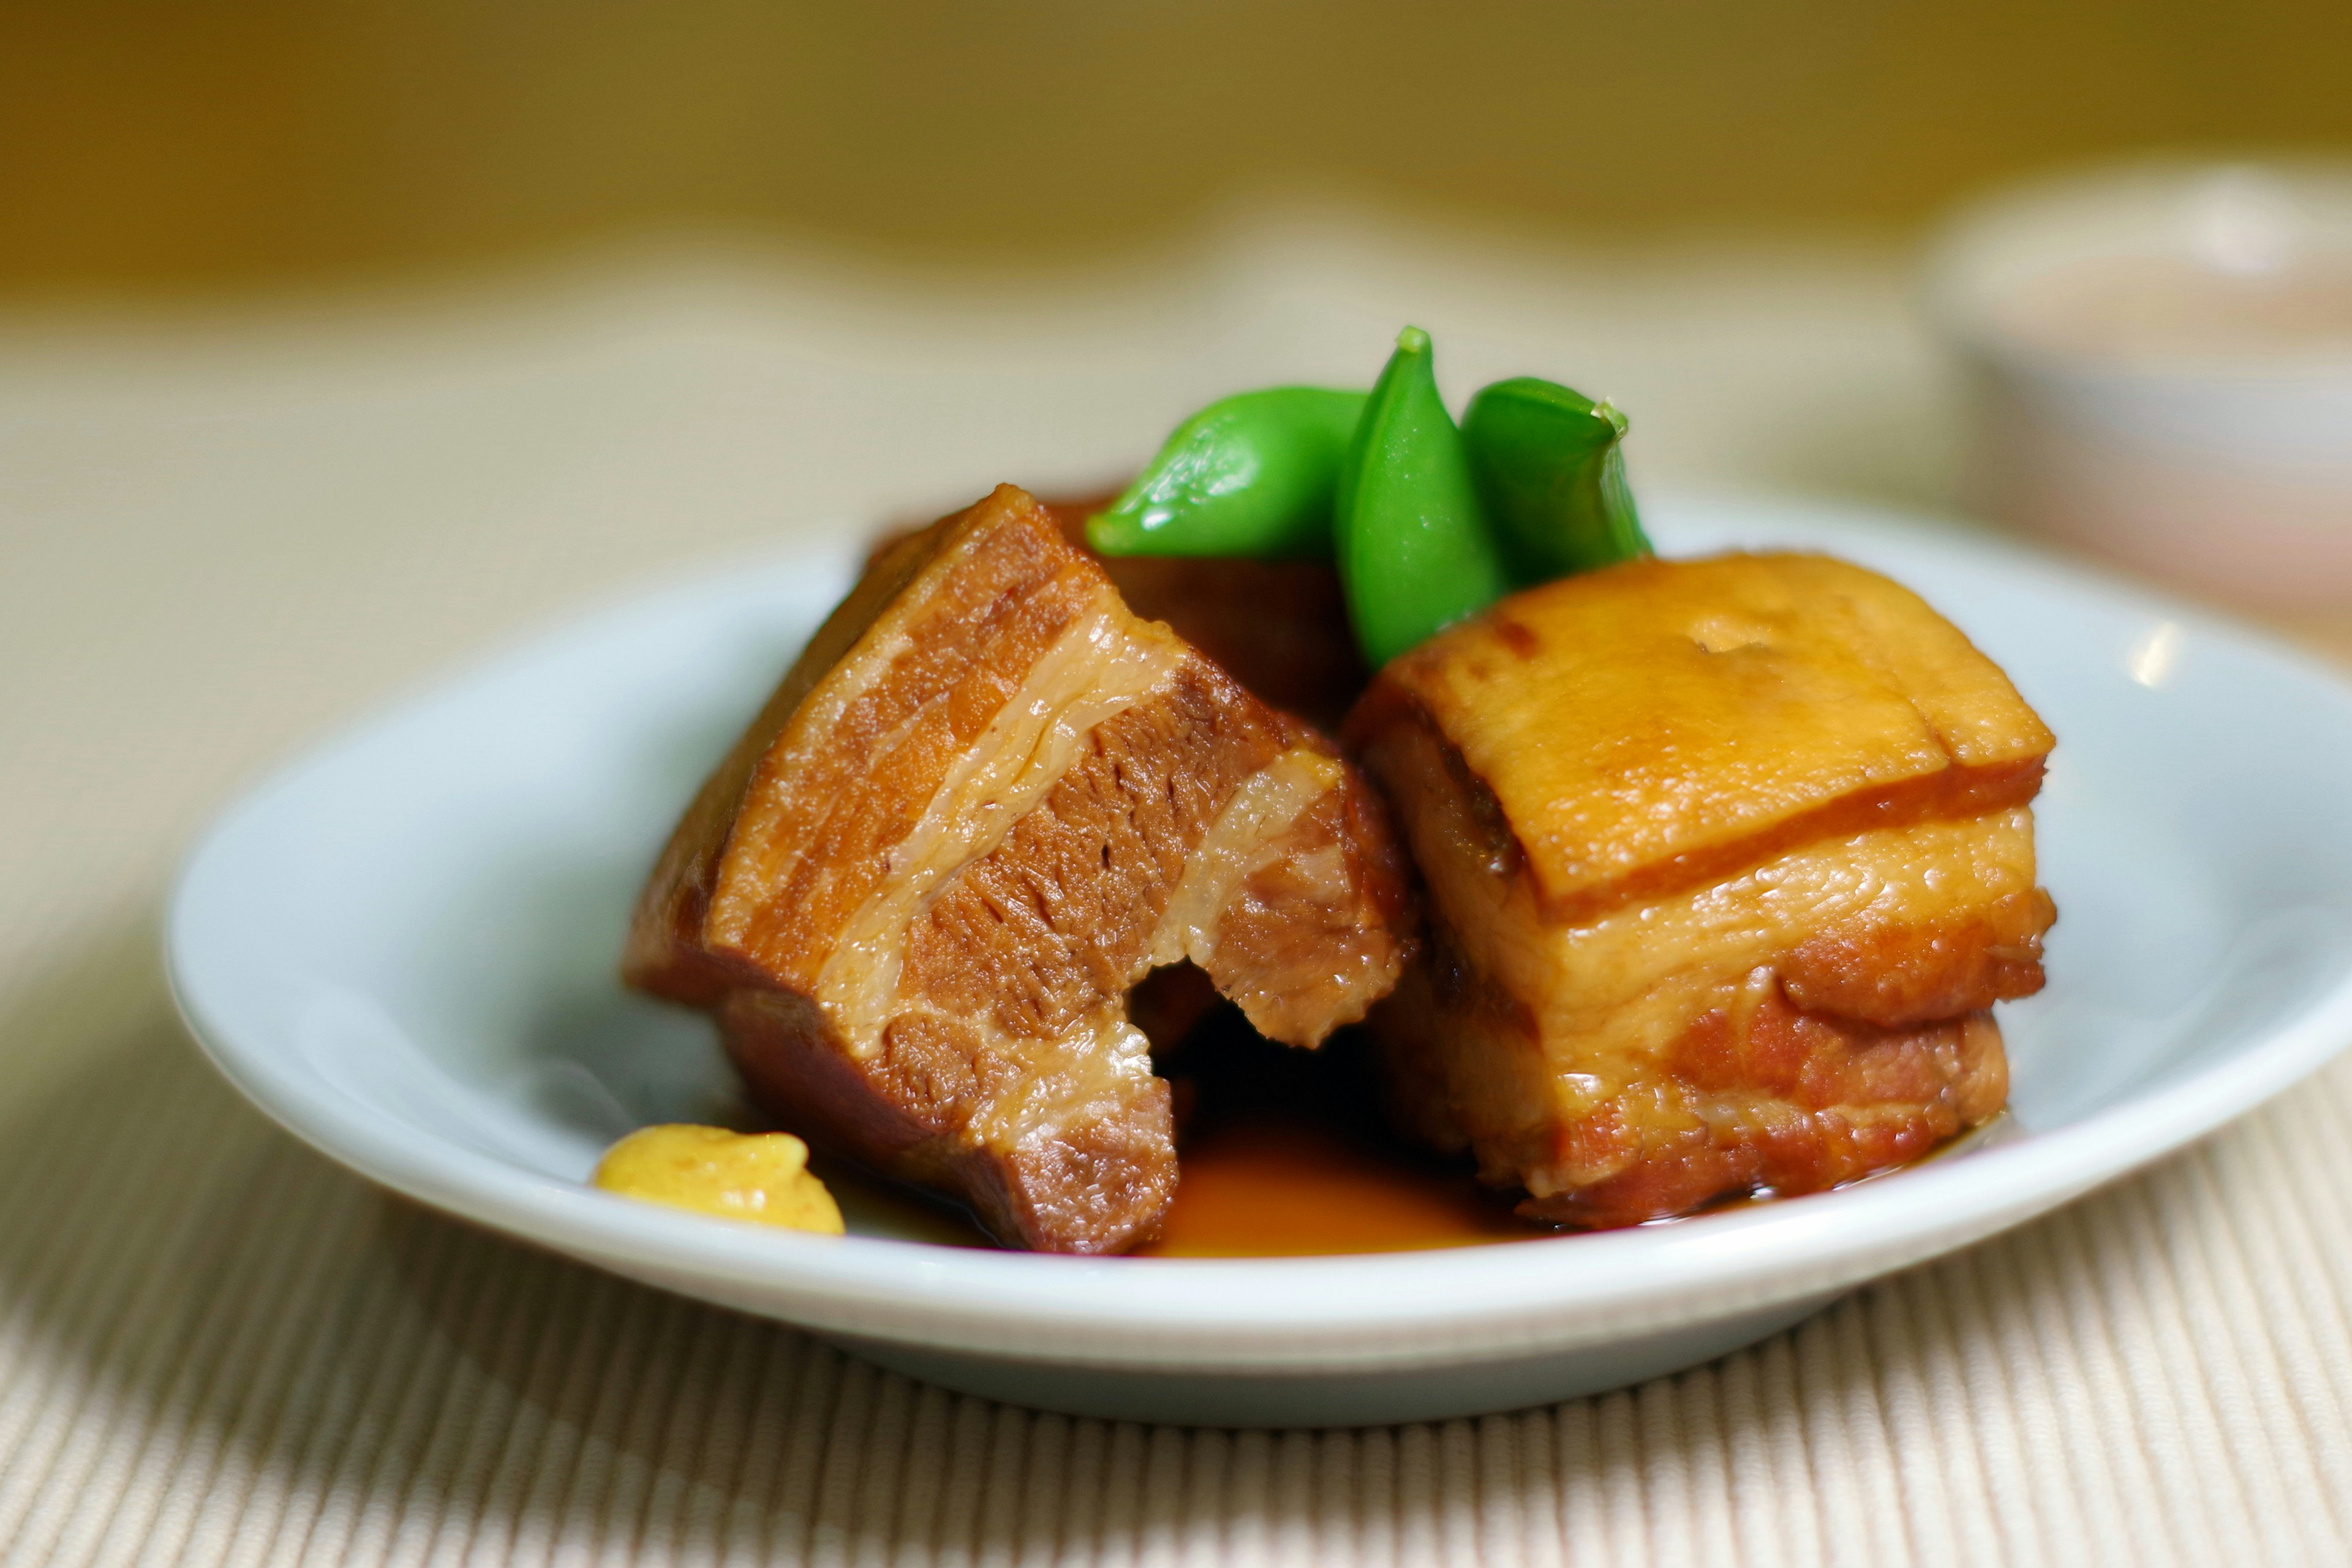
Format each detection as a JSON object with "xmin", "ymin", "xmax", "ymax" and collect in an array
[
  {"xmin": 1350, "ymin": 552, "xmax": 2055, "ymax": 1228},
  {"xmin": 626, "ymin": 484, "xmax": 1413, "ymax": 1254}
]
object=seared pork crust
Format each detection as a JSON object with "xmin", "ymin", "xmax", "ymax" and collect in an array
[
  {"xmin": 1351, "ymin": 552, "xmax": 2056, "ymax": 1228},
  {"xmin": 628, "ymin": 484, "xmax": 1413, "ymax": 1253}
]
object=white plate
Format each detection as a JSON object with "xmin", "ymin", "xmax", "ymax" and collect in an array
[{"xmin": 166, "ymin": 496, "xmax": 2352, "ymax": 1427}]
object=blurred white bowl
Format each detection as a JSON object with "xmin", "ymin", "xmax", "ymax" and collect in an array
[{"xmin": 1927, "ymin": 160, "xmax": 2352, "ymax": 609}]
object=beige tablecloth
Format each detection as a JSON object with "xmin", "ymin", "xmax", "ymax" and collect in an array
[{"xmin": 5, "ymin": 213, "xmax": 2351, "ymax": 1566}]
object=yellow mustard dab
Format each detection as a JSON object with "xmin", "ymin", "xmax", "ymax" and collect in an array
[{"xmin": 592, "ymin": 1125, "xmax": 844, "ymax": 1234}]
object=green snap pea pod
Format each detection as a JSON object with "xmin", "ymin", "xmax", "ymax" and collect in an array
[
  {"xmin": 1085, "ymin": 386, "xmax": 1366, "ymax": 560},
  {"xmin": 1461, "ymin": 376, "xmax": 1651, "ymax": 585},
  {"xmin": 1336, "ymin": 327, "xmax": 1514, "ymax": 667}
]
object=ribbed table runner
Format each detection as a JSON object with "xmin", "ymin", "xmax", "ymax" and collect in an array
[{"xmin": 6, "ymin": 217, "xmax": 2348, "ymax": 1564}]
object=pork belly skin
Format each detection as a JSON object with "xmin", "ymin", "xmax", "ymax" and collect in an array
[
  {"xmin": 627, "ymin": 484, "xmax": 1414, "ymax": 1253},
  {"xmin": 1349, "ymin": 552, "xmax": 2055, "ymax": 1228}
]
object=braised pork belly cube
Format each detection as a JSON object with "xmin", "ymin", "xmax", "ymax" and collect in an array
[
  {"xmin": 626, "ymin": 484, "xmax": 1414, "ymax": 1254},
  {"xmin": 1346, "ymin": 552, "xmax": 2055, "ymax": 1229}
]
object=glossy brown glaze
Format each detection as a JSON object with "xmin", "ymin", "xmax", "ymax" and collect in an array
[{"xmin": 1361, "ymin": 552, "xmax": 2057, "ymax": 921}]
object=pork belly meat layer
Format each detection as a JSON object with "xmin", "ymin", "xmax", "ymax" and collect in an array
[
  {"xmin": 627, "ymin": 484, "xmax": 1414, "ymax": 1253},
  {"xmin": 1348, "ymin": 552, "xmax": 2055, "ymax": 1228}
]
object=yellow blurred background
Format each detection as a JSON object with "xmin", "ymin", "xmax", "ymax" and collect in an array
[{"xmin": 8, "ymin": 0, "xmax": 2351, "ymax": 296}]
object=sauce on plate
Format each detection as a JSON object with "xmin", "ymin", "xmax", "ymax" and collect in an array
[
  {"xmin": 1133, "ymin": 1112, "xmax": 1544, "ymax": 1257},
  {"xmin": 1142, "ymin": 1005, "xmax": 1555, "ymax": 1256},
  {"xmin": 807, "ymin": 1005, "xmax": 1554, "ymax": 1254},
  {"xmin": 800, "ymin": 1002, "xmax": 2001, "ymax": 1256}
]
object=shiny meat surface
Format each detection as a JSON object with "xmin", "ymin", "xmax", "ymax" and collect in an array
[
  {"xmin": 627, "ymin": 484, "xmax": 1414, "ymax": 1253},
  {"xmin": 1349, "ymin": 552, "xmax": 2054, "ymax": 1228},
  {"xmin": 1371, "ymin": 552, "xmax": 2055, "ymax": 920}
]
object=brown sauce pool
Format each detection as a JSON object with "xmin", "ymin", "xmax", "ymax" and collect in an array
[
  {"xmin": 813, "ymin": 1003, "xmax": 1558, "ymax": 1256},
  {"xmin": 809, "ymin": 1000, "xmax": 2007, "ymax": 1256},
  {"xmin": 1133, "ymin": 1112, "xmax": 1545, "ymax": 1256},
  {"xmin": 1135, "ymin": 1008, "xmax": 1552, "ymax": 1256}
]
